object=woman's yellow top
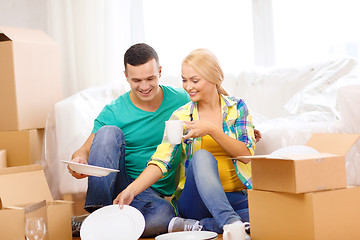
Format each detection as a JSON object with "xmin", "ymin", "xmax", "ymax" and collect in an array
[{"xmin": 201, "ymin": 135, "xmax": 245, "ymax": 192}]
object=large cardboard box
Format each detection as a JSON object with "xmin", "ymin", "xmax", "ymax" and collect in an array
[
  {"xmin": 248, "ymin": 187, "xmax": 360, "ymax": 240},
  {"xmin": 236, "ymin": 133, "xmax": 359, "ymax": 193},
  {"xmin": 0, "ymin": 164, "xmax": 72, "ymax": 240},
  {"xmin": 0, "ymin": 129, "xmax": 44, "ymax": 167},
  {"xmin": 0, "ymin": 26, "xmax": 62, "ymax": 131}
]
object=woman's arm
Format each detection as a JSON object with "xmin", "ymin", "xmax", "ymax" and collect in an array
[
  {"xmin": 113, "ymin": 164, "xmax": 163, "ymax": 207},
  {"xmin": 184, "ymin": 120, "xmax": 252, "ymax": 163},
  {"xmin": 209, "ymin": 126, "xmax": 252, "ymax": 160}
]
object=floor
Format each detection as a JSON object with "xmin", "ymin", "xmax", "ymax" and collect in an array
[
  {"xmin": 73, "ymin": 235, "xmax": 224, "ymax": 240},
  {"xmin": 69, "ymin": 193, "xmax": 224, "ymax": 239}
]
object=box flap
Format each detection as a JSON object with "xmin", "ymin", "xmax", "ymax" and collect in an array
[
  {"xmin": 0, "ymin": 32, "xmax": 11, "ymax": 42},
  {"xmin": 0, "ymin": 26, "xmax": 56, "ymax": 44},
  {"xmin": 0, "ymin": 164, "xmax": 42, "ymax": 175},
  {"xmin": 284, "ymin": 153, "xmax": 338, "ymax": 160},
  {"xmin": 0, "ymin": 149, "xmax": 6, "ymax": 168},
  {"xmin": 0, "ymin": 164, "xmax": 53, "ymax": 207},
  {"xmin": 234, "ymin": 153, "xmax": 338, "ymax": 161},
  {"xmin": 233, "ymin": 155, "xmax": 268, "ymax": 161},
  {"xmin": 306, "ymin": 133, "xmax": 360, "ymax": 155}
]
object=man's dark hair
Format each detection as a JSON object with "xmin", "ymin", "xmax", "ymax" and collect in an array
[{"xmin": 124, "ymin": 43, "xmax": 159, "ymax": 71}]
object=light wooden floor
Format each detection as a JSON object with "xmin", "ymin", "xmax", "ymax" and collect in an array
[{"xmin": 74, "ymin": 235, "xmax": 224, "ymax": 240}]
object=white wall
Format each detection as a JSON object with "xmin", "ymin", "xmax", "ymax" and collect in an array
[{"xmin": 0, "ymin": 0, "xmax": 47, "ymax": 32}]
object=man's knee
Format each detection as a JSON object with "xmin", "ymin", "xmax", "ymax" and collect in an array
[
  {"xmin": 96, "ymin": 125, "xmax": 123, "ymax": 139},
  {"xmin": 93, "ymin": 126, "xmax": 124, "ymax": 147},
  {"xmin": 142, "ymin": 199, "xmax": 175, "ymax": 237}
]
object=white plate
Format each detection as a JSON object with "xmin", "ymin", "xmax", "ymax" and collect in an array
[
  {"xmin": 61, "ymin": 160, "xmax": 119, "ymax": 177},
  {"xmin": 80, "ymin": 205, "xmax": 145, "ymax": 240},
  {"xmin": 155, "ymin": 231, "xmax": 218, "ymax": 240},
  {"xmin": 269, "ymin": 145, "xmax": 320, "ymax": 159}
]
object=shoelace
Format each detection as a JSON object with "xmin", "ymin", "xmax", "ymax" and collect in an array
[
  {"xmin": 184, "ymin": 221, "xmax": 203, "ymax": 231},
  {"xmin": 72, "ymin": 221, "xmax": 82, "ymax": 231},
  {"xmin": 244, "ymin": 222, "xmax": 250, "ymax": 231}
]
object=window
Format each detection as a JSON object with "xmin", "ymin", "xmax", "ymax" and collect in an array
[
  {"xmin": 272, "ymin": 0, "xmax": 360, "ymax": 66},
  {"xmin": 143, "ymin": 0, "xmax": 360, "ymax": 74},
  {"xmin": 143, "ymin": 0, "xmax": 254, "ymax": 77}
]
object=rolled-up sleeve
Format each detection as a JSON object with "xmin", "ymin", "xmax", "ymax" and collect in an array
[
  {"xmin": 148, "ymin": 139, "xmax": 181, "ymax": 178},
  {"xmin": 236, "ymin": 100, "xmax": 256, "ymax": 155}
]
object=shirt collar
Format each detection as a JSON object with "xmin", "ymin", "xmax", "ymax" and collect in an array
[
  {"xmin": 188, "ymin": 94, "xmax": 237, "ymax": 120},
  {"xmin": 220, "ymin": 94, "xmax": 238, "ymax": 122}
]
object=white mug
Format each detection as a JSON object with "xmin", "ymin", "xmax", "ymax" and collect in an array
[
  {"xmin": 165, "ymin": 120, "xmax": 184, "ymax": 144},
  {"xmin": 223, "ymin": 222, "xmax": 246, "ymax": 240}
]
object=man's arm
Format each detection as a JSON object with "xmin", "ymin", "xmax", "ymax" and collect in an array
[
  {"xmin": 68, "ymin": 133, "xmax": 95, "ymax": 179},
  {"xmin": 254, "ymin": 129, "xmax": 262, "ymax": 143}
]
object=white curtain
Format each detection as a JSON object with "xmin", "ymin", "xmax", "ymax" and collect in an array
[{"xmin": 47, "ymin": 0, "xmax": 144, "ymax": 98}]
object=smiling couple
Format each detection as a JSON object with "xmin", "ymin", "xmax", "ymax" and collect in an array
[{"xmin": 69, "ymin": 43, "xmax": 259, "ymax": 240}]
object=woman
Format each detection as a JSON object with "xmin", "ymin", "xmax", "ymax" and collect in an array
[{"xmin": 114, "ymin": 49, "xmax": 256, "ymax": 239}]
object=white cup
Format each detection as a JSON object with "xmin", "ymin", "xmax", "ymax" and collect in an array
[
  {"xmin": 165, "ymin": 120, "xmax": 184, "ymax": 144},
  {"xmin": 223, "ymin": 221, "xmax": 246, "ymax": 240}
]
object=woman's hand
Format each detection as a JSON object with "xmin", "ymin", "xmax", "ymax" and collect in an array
[
  {"xmin": 113, "ymin": 187, "xmax": 136, "ymax": 208},
  {"xmin": 183, "ymin": 120, "xmax": 217, "ymax": 140}
]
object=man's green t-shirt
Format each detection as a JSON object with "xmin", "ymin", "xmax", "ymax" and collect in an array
[{"xmin": 92, "ymin": 85, "xmax": 190, "ymax": 196}]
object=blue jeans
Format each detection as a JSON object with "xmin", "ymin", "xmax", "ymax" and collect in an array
[
  {"xmin": 178, "ymin": 149, "xmax": 249, "ymax": 233},
  {"xmin": 84, "ymin": 126, "xmax": 175, "ymax": 237}
]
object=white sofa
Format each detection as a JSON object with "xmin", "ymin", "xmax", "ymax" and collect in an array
[{"xmin": 42, "ymin": 57, "xmax": 360, "ymax": 199}]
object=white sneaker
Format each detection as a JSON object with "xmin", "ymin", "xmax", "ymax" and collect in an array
[
  {"xmin": 223, "ymin": 221, "xmax": 250, "ymax": 240},
  {"xmin": 168, "ymin": 217, "xmax": 203, "ymax": 232}
]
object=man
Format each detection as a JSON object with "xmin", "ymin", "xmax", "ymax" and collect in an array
[{"xmin": 69, "ymin": 43, "xmax": 190, "ymax": 237}]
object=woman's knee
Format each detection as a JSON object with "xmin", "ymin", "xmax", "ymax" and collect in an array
[
  {"xmin": 191, "ymin": 149, "xmax": 217, "ymax": 168},
  {"xmin": 189, "ymin": 149, "xmax": 219, "ymax": 181}
]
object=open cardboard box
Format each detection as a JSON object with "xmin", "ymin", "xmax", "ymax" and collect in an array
[
  {"xmin": 0, "ymin": 164, "xmax": 72, "ymax": 240},
  {"xmin": 0, "ymin": 25, "xmax": 63, "ymax": 131},
  {"xmin": 236, "ymin": 133, "xmax": 360, "ymax": 193},
  {"xmin": 1, "ymin": 200, "xmax": 49, "ymax": 240},
  {"xmin": 248, "ymin": 186, "xmax": 360, "ymax": 240}
]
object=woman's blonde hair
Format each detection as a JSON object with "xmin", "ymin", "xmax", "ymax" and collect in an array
[{"xmin": 182, "ymin": 48, "xmax": 228, "ymax": 96}]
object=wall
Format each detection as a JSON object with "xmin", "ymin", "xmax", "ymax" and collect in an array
[{"xmin": 0, "ymin": 0, "xmax": 47, "ymax": 32}]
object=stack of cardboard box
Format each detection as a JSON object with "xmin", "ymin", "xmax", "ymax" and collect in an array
[
  {"xmin": 0, "ymin": 25, "xmax": 62, "ymax": 167},
  {"xmin": 0, "ymin": 26, "xmax": 72, "ymax": 240},
  {"xmin": 243, "ymin": 133, "xmax": 360, "ymax": 240}
]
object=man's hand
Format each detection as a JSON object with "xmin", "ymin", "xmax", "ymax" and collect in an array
[
  {"xmin": 68, "ymin": 156, "xmax": 89, "ymax": 179},
  {"xmin": 254, "ymin": 129, "xmax": 262, "ymax": 143},
  {"xmin": 113, "ymin": 187, "xmax": 136, "ymax": 209}
]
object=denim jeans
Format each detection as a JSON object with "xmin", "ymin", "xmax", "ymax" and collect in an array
[
  {"xmin": 84, "ymin": 126, "xmax": 175, "ymax": 237},
  {"xmin": 178, "ymin": 149, "xmax": 249, "ymax": 233}
]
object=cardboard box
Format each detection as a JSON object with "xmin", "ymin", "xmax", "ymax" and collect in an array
[
  {"xmin": 237, "ymin": 133, "xmax": 359, "ymax": 193},
  {"xmin": 248, "ymin": 187, "xmax": 360, "ymax": 240},
  {"xmin": 0, "ymin": 26, "xmax": 63, "ymax": 131},
  {"xmin": 0, "ymin": 129, "xmax": 44, "ymax": 167},
  {"xmin": 0, "ymin": 164, "xmax": 72, "ymax": 240},
  {"xmin": 1, "ymin": 200, "xmax": 49, "ymax": 240},
  {"xmin": 0, "ymin": 149, "xmax": 6, "ymax": 168},
  {"xmin": 62, "ymin": 193, "xmax": 88, "ymax": 216}
]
